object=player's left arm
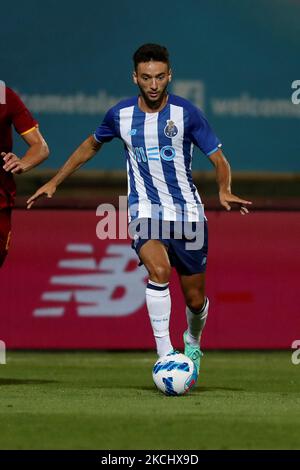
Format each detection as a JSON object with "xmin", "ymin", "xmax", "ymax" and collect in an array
[
  {"xmin": 208, "ymin": 149, "xmax": 252, "ymax": 215},
  {"xmin": 1, "ymin": 127, "xmax": 49, "ymax": 174}
]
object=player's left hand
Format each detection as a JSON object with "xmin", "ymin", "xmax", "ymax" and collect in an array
[
  {"xmin": 219, "ymin": 190, "xmax": 252, "ymax": 215},
  {"xmin": 1, "ymin": 152, "xmax": 26, "ymax": 174}
]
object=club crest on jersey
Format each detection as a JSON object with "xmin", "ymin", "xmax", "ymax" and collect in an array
[{"xmin": 164, "ymin": 120, "xmax": 178, "ymax": 138}]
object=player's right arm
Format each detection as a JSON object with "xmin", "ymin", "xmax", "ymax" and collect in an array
[{"xmin": 26, "ymin": 135, "xmax": 102, "ymax": 208}]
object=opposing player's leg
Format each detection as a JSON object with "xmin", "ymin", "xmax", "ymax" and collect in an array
[
  {"xmin": 179, "ymin": 272, "xmax": 209, "ymax": 374},
  {"xmin": 0, "ymin": 209, "xmax": 12, "ymax": 268},
  {"xmin": 139, "ymin": 239, "xmax": 173, "ymax": 357}
]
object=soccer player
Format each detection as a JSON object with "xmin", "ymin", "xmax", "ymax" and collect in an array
[
  {"xmin": 27, "ymin": 44, "xmax": 251, "ymax": 376},
  {"xmin": 0, "ymin": 83, "xmax": 49, "ymax": 267}
]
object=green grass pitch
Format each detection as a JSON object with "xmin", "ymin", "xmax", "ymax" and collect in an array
[{"xmin": 0, "ymin": 351, "xmax": 299, "ymax": 450}]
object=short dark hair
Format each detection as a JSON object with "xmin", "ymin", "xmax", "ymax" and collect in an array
[{"xmin": 133, "ymin": 43, "xmax": 170, "ymax": 70}]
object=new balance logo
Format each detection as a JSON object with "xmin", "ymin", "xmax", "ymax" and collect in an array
[
  {"xmin": 128, "ymin": 129, "xmax": 137, "ymax": 136},
  {"xmin": 33, "ymin": 243, "xmax": 147, "ymax": 317}
]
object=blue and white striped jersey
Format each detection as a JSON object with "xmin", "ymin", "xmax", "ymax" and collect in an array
[{"xmin": 94, "ymin": 94, "xmax": 221, "ymax": 222}]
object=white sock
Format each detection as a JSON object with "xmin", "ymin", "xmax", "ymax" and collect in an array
[
  {"xmin": 146, "ymin": 280, "xmax": 173, "ymax": 357},
  {"xmin": 186, "ymin": 297, "xmax": 209, "ymax": 346}
]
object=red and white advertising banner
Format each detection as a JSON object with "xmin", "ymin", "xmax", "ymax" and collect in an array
[{"xmin": 0, "ymin": 210, "xmax": 299, "ymax": 349}]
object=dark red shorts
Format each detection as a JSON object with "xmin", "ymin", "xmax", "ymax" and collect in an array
[{"xmin": 0, "ymin": 208, "xmax": 12, "ymax": 267}]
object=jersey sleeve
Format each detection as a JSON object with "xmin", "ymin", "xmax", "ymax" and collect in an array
[
  {"xmin": 94, "ymin": 107, "xmax": 118, "ymax": 143},
  {"xmin": 189, "ymin": 107, "xmax": 221, "ymax": 156},
  {"xmin": 7, "ymin": 87, "xmax": 38, "ymax": 135}
]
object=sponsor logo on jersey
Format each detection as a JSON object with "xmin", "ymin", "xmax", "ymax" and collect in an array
[
  {"xmin": 133, "ymin": 145, "xmax": 176, "ymax": 162},
  {"xmin": 127, "ymin": 129, "xmax": 137, "ymax": 136}
]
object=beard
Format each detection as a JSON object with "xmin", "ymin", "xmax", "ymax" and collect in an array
[{"xmin": 138, "ymin": 83, "xmax": 169, "ymax": 110}]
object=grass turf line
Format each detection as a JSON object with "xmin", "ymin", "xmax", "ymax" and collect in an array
[{"xmin": 0, "ymin": 351, "xmax": 299, "ymax": 450}]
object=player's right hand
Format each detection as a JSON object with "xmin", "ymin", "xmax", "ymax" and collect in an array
[{"xmin": 26, "ymin": 182, "xmax": 57, "ymax": 209}]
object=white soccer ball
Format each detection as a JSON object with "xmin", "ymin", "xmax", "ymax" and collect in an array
[{"xmin": 152, "ymin": 352, "xmax": 198, "ymax": 396}]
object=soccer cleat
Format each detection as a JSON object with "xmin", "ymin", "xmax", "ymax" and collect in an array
[{"xmin": 183, "ymin": 331, "xmax": 203, "ymax": 375}]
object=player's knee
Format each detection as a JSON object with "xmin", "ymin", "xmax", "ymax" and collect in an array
[
  {"xmin": 186, "ymin": 292, "xmax": 206, "ymax": 312},
  {"xmin": 149, "ymin": 264, "xmax": 171, "ymax": 284}
]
